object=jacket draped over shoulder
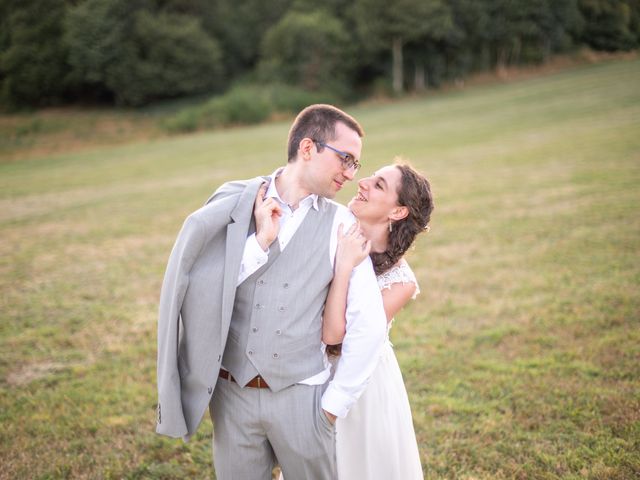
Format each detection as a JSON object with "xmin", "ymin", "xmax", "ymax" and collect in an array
[{"xmin": 156, "ymin": 176, "xmax": 267, "ymax": 440}]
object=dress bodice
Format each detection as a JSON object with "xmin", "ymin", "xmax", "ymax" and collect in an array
[
  {"xmin": 376, "ymin": 259, "xmax": 420, "ymax": 338},
  {"xmin": 376, "ymin": 258, "xmax": 420, "ymax": 297}
]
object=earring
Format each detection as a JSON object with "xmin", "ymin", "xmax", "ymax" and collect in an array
[{"xmin": 389, "ymin": 222, "xmax": 393, "ymax": 233}]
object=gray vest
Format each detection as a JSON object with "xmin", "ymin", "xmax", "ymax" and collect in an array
[{"xmin": 222, "ymin": 199, "xmax": 337, "ymax": 392}]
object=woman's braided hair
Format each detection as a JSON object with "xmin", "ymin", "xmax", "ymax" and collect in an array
[{"xmin": 370, "ymin": 162, "xmax": 434, "ymax": 276}]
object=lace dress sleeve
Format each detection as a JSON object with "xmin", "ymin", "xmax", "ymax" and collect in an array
[{"xmin": 376, "ymin": 259, "xmax": 420, "ymax": 299}]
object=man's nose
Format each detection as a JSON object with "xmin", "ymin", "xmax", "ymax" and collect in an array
[{"xmin": 342, "ymin": 167, "xmax": 356, "ymax": 181}]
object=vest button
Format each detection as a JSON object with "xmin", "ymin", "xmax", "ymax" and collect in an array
[
  {"xmin": 255, "ymin": 303, "xmax": 263, "ymax": 309},
  {"xmin": 252, "ymin": 327, "xmax": 258, "ymax": 332},
  {"xmin": 258, "ymin": 279, "xmax": 265, "ymax": 285},
  {"xmin": 283, "ymin": 283, "xmax": 289, "ymax": 289},
  {"xmin": 248, "ymin": 350, "xmax": 253, "ymax": 355},
  {"xmin": 273, "ymin": 353, "xmax": 279, "ymax": 359},
  {"xmin": 275, "ymin": 329, "xmax": 282, "ymax": 335},
  {"xmin": 278, "ymin": 306, "xmax": 286, "ymax": 312}
]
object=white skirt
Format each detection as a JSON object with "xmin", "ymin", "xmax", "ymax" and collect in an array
[{"xmin": 335, "ymin": 341, "xmax": 423, "ymax": 479}]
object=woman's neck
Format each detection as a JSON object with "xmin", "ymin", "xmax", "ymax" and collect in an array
[{"xmin": 358, "ymin": 220, "xmax": 389, "ymax": 254}]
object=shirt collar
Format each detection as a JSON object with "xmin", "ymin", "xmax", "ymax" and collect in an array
[{"xmin": 266, "ymin": 168, "xmax": 319, "ymax": 211}]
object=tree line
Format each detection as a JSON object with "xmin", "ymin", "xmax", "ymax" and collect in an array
[{"xmin": 1, "ymin": 0, "xmax": 639, "ymax": 109}]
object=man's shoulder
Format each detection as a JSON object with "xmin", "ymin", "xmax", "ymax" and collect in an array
[
  {"xmin": 188, "ymin": 176, "xmax": 264, "ymax": 224},
  {"xmin": 206, "ymin": 177, "xmax": 262, "ymax": 203},
  {"xmin": 323, "ymin": 199, "xmax": 355, "ymax": 223}
]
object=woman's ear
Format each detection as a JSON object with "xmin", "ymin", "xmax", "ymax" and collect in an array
[{"xmin": 389, "ymin": 205, "xmax": 409, "ymax": 221}]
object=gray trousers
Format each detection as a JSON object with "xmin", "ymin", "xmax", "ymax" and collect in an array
[{"xmin": 210, "ymin": 377, "xmax": 337, "ymax": 480}]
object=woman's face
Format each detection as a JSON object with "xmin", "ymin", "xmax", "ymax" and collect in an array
[{"xmin": 348, "ymin": 165, "xmax": 402, "ymax": 224}]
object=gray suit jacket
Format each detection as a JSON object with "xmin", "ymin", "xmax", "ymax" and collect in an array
[{"xmin": 156, "ymin": 176, "xmax": 266, "ymax": 440}]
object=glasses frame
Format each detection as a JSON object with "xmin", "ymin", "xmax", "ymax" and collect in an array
[{"xmin": 314, "ymin": 140, "xmax": 361, "ymax": 173}]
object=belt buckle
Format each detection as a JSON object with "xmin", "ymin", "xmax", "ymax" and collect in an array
[{"xmin": 256, "ymin": 376, "xmax": 262, "ymax": 388}]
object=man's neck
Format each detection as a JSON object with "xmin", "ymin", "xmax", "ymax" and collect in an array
[{"xmin": 274, "ymin": 164, "xmax": 311, "ymax": 211}]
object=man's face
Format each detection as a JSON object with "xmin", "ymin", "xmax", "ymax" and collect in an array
[{"xmin": 306, "ymin": 122, "xmax": 362, "ymax": 199}]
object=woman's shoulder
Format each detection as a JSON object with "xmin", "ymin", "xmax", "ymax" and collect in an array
[{"xmin": 376, "ymin": 258, "xmax": 420, "ymax": 297}]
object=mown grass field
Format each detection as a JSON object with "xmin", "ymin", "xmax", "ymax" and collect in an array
[{"xmin": 1, "ymin": 58, "xmax": 639, "ymax": 479}]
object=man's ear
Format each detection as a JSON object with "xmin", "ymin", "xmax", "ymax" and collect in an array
[
  {"xmin": 299, "ymin": 138, "xmax": 315, "ymax": 160},
  {"xmin": 389, "ymin": 205, "xmax": 409, "ymax": 221}
]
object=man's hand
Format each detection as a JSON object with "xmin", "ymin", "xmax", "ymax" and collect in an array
[
  {"xmin": 323, "ymin": 409, "xmax": 337, "ymax": 425},
  {"xmin": 254, "ymin": 182, "xmax": 282, "ymax": 251}
]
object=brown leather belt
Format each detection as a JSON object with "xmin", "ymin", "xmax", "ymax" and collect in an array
[{"xmin": 219, "ymin": 369, "xmax": 270, "ymax": 389}]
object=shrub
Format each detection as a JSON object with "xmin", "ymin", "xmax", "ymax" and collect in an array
[
  {"xmin": 160, "ymin": 83, "xmax": 347, "ymax": 134},
  {"xmin": 161, "ymin": 108, "xmax": 202, "ymax": 134},
  {"xmin": 204, "ymin": 86, "xmax": 272, "ymax": 125}
]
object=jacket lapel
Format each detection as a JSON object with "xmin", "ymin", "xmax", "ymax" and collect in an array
[{"xmin": 220, "ymin": 177, "xmax": 268, "ymax": 339}]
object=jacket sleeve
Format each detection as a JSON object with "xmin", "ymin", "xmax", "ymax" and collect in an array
[{"xmin": 156, "ymin": 213, "xmax": 206, "ymax": 438}]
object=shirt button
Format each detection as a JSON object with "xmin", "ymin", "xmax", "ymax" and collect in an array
[
  {"xmin": 248, "ymin": 350, "xmax": 253, "ymax": 355},
  {"xmin": 255, "ymin": 303, "xmax": 263, "ymax": 309},
  {"xmin": 258, "ymin": 279, "xmax": 265, "ymax": 285},
  {"xmin": 275, "ymin": 329, "xmax": 282, "ymax": 335},
  {"xmin": 252, "ymin": 327, "xmax": 258, "ymax": 333},
  {"xmin": 273, "ymin": 353, "xmax": 279, "ymax": 359}
]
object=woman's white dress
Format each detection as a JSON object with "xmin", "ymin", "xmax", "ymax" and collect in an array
[{"xmin": 334, "ymin": 259, "xmax": 423, "ymax": 479}]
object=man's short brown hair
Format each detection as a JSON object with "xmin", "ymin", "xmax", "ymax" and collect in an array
[{"xmin": 287, "ymin": 104, "xmax": 364, "ymax": 162}]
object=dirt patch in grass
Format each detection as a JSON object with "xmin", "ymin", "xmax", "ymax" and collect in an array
[{"xmin": 6, "ymin": 361, "xmax": 68, "ymax": 386}]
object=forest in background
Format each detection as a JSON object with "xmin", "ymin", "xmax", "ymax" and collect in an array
[{"xmin": 1, "ymin": 0, "xmax": 639, "ymax": 110}]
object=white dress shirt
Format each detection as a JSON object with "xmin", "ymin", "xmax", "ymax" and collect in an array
[{"xmin": 236, "ymin": 169, "xmax": 386, "ymax": 418}]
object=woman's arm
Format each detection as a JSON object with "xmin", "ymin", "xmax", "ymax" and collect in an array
[
  {"xmin": 322, "ymin": 223, "xmax": 371, "ymax": 345},
  {"xmin": 324, "ymin": 255, "xmax": 418, "ymax": 345},
  {"xmin": 380, "ymin": 281, "xmax": 417, "ymax": 322}
]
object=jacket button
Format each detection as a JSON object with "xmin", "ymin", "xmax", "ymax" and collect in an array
[
  {"xmin": 273, "ymin": 353, "xmax": 279, "ymax": 359},
  {"xmin": 258, "ymin": 279, "xmax": 265, "ymax": 285},
  {"xmin": 207, "ymin": 386, "xmax": 213, "ymax": 394}
]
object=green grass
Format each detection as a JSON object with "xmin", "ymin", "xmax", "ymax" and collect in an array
[{"xmin": 1, "ymin": 58, "xmax": 639, "ymax": 479}]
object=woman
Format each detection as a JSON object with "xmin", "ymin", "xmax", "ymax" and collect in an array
[
  {"xmin": 278, "ymin": 161, "xmax": 433, "ymax": 479},
  {"xmin": 323, "ymin": 161, "xmax": 433, "ymax": 479}
]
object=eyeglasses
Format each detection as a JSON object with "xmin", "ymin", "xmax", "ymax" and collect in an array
[{"xmin": 314, "ymin": 141, "xmax": 361, "ymax": 173}]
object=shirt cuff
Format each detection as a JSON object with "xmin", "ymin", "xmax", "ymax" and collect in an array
[
  {"xmin": 237, "ymin": 233, "xmax": 269, "ymax": 284},
  {"xmin": 320, "ymin": 384, "xmax": 354, "ymax": 418}
]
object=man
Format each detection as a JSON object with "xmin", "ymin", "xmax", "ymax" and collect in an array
[{"xmin": 156, "ymin": 104, "xmax": 386, "ymax": 478}]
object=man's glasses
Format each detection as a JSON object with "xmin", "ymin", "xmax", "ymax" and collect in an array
[{"xmin": 314, "ymin": 141, "xmax": 361, "ymax": 173}]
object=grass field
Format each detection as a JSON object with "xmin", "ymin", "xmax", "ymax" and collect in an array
[{"xmin": 1, "ymin": 57, "xmax": 639, "ymax": 479}]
